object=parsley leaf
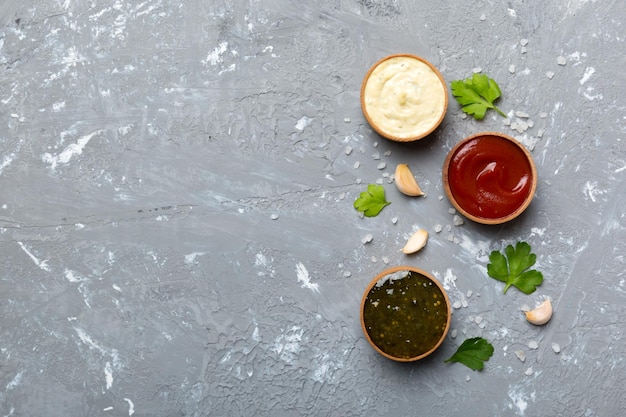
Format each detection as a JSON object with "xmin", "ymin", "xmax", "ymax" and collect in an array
[
  {"xmin": 444, "ymin": 337, "xmax": 494, "ymax": 371},
  {"xmin": 353, "ymin": 184, "xmax": 390, "ymax": 217},
  {"xmin": 450, "ymin": 73, "xmax": 507, "ymax": 119},
  {"xmin": 487, "ymin": 241, "xmax": 544, "ymax": 294}
]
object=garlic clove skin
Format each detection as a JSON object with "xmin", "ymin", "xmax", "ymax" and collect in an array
[
  {"xmin": 525, "ymin": 299, "xmax": 553, "ymax": 325},
  {"xmin": 401, "ymin": 229, "xmax": 428, "ymax": 254},
  {"xmin": 394, "ymin": 164, "xmax": 425, "ymax": 197}
]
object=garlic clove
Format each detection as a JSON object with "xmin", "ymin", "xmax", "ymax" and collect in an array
[
  {"xmin": 525, "ymin": 299, "xmax": 553, "ymax": 325},
  {"xmin": 394, "ymin": 164, "xmax": 425, "ymax": 197},
  {"xmin": 401, "ymin": 229, "xmax": 428, "ymax": 254}
]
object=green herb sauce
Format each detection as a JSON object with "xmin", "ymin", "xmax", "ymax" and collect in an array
[{"xmin": 363, "ymin": 270, "xmax": 449, "ymax": 359}]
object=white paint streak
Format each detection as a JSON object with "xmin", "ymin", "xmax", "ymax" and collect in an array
[
  {"xmin": 296, "ymin": 262, "xmax": 320, "ymax": 293},
  {"xmin": 17, "ymin": 242, "xmax": 51, "ymax": 272},
  {"xmin": 582, "ymin": 180, "xmax": 607, "ymax": 203},
  {"xmin": 0, "ymin": 153, "xmax": 15, "ymax": 176},
  {"xmin": 508, "ymin": 386, "xmax": 531, "ymax": 415},
  {"xmin": 5, "ymin": 370, "xmax": 24, "ymax": 390},
  {"xmin": 104, "ymin": 361, "xmax": 113, "ymax": 390},
  {"xmin": 579, "ymin": 66, "xmax": 595, "ymax": 85},
  {"xmin": 65, "ymin": 269, "xmax": 87, "ymax": 282},
  {"xmin": 42, "ymin": 130, "xmax": 105, "ymax": 169},
  {"xmin": 184, "ymin": 252, "xmax": 206, "ymax": 264},
  {"xmin": 271, "ymin": 326, "xmax": 304, "ymax": 364},
  {"xmin": 202, "ymin": 41, "xmax": 228, "ymax": 66},
  {"xmin": 123, "ymin": 398, "xmax": 135, "ymax": 416}
]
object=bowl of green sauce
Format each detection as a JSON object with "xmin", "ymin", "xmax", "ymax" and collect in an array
[{"xmin": 360, "ymin": 266, "xmax": 451, "ymax": 362}]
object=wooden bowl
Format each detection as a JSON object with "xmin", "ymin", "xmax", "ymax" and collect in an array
[
  {"xmin": 443, "ymin": 132, "xmax": 538, "ymax": 225},
  {"xmin": 360, "ymin": 54, "xmax": 448, "ymax": 142},
  {"xmin": 360, "ymin": 266, "xmax": 451, "ymax": 362}
]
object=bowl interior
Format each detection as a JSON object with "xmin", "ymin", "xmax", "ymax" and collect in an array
[
  {"xmin": 443, "ymin": 132, "xmax": 537, "ymax": 225},
  {"xmin": 360, "ymin": 266, "xmax": 451, "ymax": 362}
]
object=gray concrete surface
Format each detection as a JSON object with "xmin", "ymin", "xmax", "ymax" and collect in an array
[{"xmin": 1, "ymin": 0, "xmax": 625, "ymax": 416}]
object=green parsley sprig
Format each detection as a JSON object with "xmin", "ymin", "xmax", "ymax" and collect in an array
[
  {"xmin": 445, "ymin": 337, "xmax": 494, "ymax": 371},
  {"xmin": 353, "ymin": 184, "xmax": 390, "ymax": 217},
  {"xmin": 487, "ymin": 241, "xmax": 544, "ymax": 294},
  {"xmin": 450, "ymin": 73, "xmax": 507, "ymax": 120}
]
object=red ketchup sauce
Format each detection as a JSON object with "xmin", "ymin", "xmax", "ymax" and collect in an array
[{"xmin": 447, "ymin": 135, "xmax": 533, "ymax": 220}]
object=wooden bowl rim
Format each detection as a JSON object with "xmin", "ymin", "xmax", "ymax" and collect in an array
[
  {"xmin": 442, "ymin": 131, "xmax": 538, "ymax": 225},
  {"xmin": 360, "ymin": 54, "xmax": 448, "ymax": 142},
  {"xmin": 360, "ymin": 265, "xmax": 451, "ymax": 362}
]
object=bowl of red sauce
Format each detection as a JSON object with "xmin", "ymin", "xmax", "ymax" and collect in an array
[{"xmin": 443, "ymin": 132, "xmax": 537, "ymax": 224}]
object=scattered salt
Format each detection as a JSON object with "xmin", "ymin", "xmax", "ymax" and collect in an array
[
  {"xmin": 546, "ymin": 71, "xmax": 555, "ymax": 79},
  {"xmin": 377, "ymin": 162, "xmax": 386, "ymax": 170},
  {"xmin": 551, "ymin": 342, "xmax": 561, "ymax": 353},
  {"xmin": 520, "ymin": 38, "xmax": 529, "ymax": 46},
  {"xmin": 371, "ymin": 256, "xmax": 377, "ymax": 263},
  {"xmin": 270, "ymin": 214, "xmax": 279, "ymax": 220},
  {"xmin": 528, "ymin": 340, "xmax": 539, "ymax": 350},
  {"xmin": 383, "ymin": 150, "xmax": 392, "ymax": 156},
  {"xmin": 343, "ymin": 271, "xmax": 352, "ymax": 278},
  {"xmin": 361, "ymin": 234, "xmax": 373, "ymax": 244},
  {"xmin": 451, "ymin": 329, "xmax": 458, "ymax": 338},
  {"xmin": 515, "ymin": 350, "xmax": 526, "ymax": 362},
  {"xmin": 515, "ymin": 111, "xmax": 530, "ymax": 118},
  {"xmin": 448, "ymin": 208, "xmax": 456, "ymax": 215},
  {"xmin": 452, "ymin": 300, "xmax": 462, "ymax": 309},
  {"xmin": 447, "ymin": 234, "xmax": 454, "ymax": 242},
  {"xmin": 453, "ymin": 215, "xmax": 464, "ymax": 226},
  {"xmin": 353, "ymin": 161, "xmax": 360, "ymax": 169},
  {"xmin": 372, "ymin": 152, "xmax": 380, "ymax": 160},
  {"xmin": 344, "ymin": 146, "xmax": 353, "ymax": 155},
  {"xmin": 520, "ymin": 46, "xmax": 527, "ymax": 54},
  {"xmin": 344, "ymin": 117, "xmax": 351, "ymax": 123},
  {"xmin": 391, "ymin": 217, "xmax": 398, "ymax": 224},
  {"xmin": 434, "ymin": 224, "xmax": 443, "ymax": 233},
  {"xmin": 539, "ymin": 111, "xmax": 548, "ymax": 118},
  {"xmin": 472, "ymin": 67, "xmax": 482, "ymax": 73},
  {"xmin": 509, "ymin": 64, "xmax": 516, "ymax": 74},
  {"xmin": 525, "ymin": 367, "xmax": 533, "ymax": 376},
  {"xmin": 557, "ymin": 56, "xmax": 567, "ymax": 66}
]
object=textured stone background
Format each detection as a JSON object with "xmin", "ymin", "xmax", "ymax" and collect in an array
[{"xmin": 1, "ymin": 1, "xmax": 624, "ymax": 416}]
